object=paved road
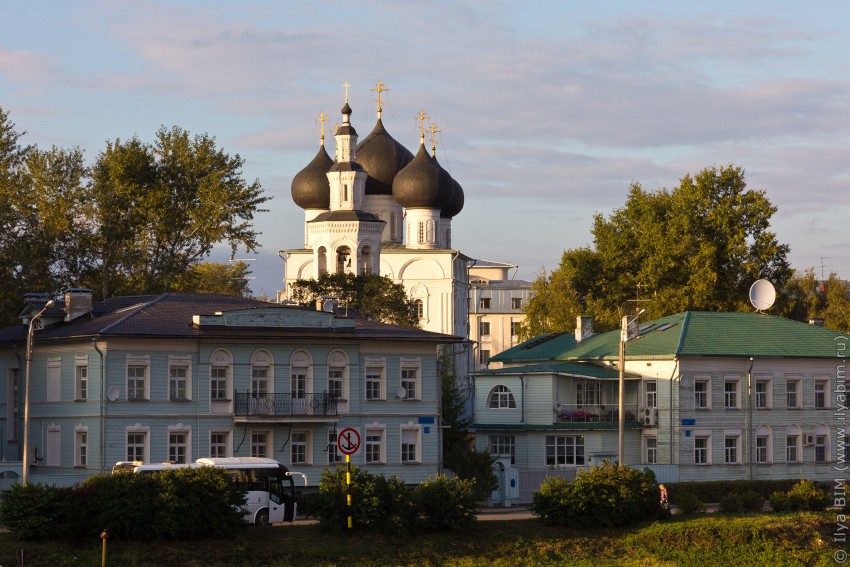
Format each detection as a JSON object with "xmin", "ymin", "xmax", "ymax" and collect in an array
[{"xmin": 289, "ymin": 507, "xmax": 535, "ymax": 526}]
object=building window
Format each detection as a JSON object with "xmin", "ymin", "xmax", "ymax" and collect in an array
[
  {"xmin": 488, "ymin": 385, "xmax": 516, "ymax": 409},
  {"xmin": 724, "ymin": 435, "xmax": 739, "ymax": 464},
  {"xmin": 645, "ymin": 381, "xmax": 657, "ymax": 408},
  {"xmin": 210, "ymin": 432, "xmax": 229, "ymax": 458},
  {"xmin": 724, "ymin": 380, "xmax": 739, "ymax": 409},
  {"xmin": 291, "ymin": 432, "xmax": 309, "ymax": 465},
  {"xmin": 480, "ymin": 350, "xmax": 491, "ymax": 365},
  {"xmin": 75, "ymin": 365, "xmax": 88, "ymax": 401},
  {"xmin": 479, "ymin": 297, "xmax": 491, "ymax": 310},
  {"xmin": 577, "ymin": 382, "xmax": 601, "ymax": 406},
  {"xmin": 168, "ymin": 431, "xmax": 189, "ymax": 464},
  {"xmin": 328, "ymin": 430, "xmax": 344, "ymax": 464},
  {"xmin": 328, "ymin": 368, "xmax": 344, "ymax": 399},
  {"xmin": 366, "ymin": 366, "xmax": 384, "ymax": 400},
  {"xmin": 694, "ymin": 380, "xmax": 708, "ymax": 409},
  {"xmin": 169, "ymin": 366, "xmax": 189, "ymax": 401},
  {"xmin": 756, "ymin": 435, "xmax": 769, "ymax": 464},
  {"xmin": 211, "ymin": 366, "xmax": 228, "ymax": 401},
  {"xmin": 414, "ymin": 299, "xmax": 424, "ymax": 319},
  {"xmin": 479, "ymin": 321, "xmax": 490, "ymax": 337},
  {"xmin": 545, "ymin": 435, "xmax": 585, "ymax": 466},
  {"xmin": 816, "ymin": 435, "xmax": 828, "ymax": 464},
  {"xmin": 489, "ymin": 435, "xmax": 516, "ymax": 465},
  {"xmin": 815, "ymin": 380, "xmax": 828, "ymax": 409},
  {"xmin": 694, "ymin": 436, "xmax": 710, "ymax": 464},
  {"xmin": 510, "ymin": 321, "xmax": 521, "ymax": 337},
  {"xmin": 754, "ymin": 380, "xmax": 770, "ymax": 409},
  {"xmin": 127, "ymin": 431, "xmax": 147, "ymax": 462},
  {"xmin": 365, "ymin": 430, "xmax": 383, "ymax": 464},
  {"xmin": 45, "ymin": 427, "xmax": 61, "ymax": 466},
  {"xmin": 7, "ymin": 368, "xmax": 19, "ymax": 441},
  {"xmin": 127, "ymin": 365, "xmax": 147, "ymax": 400},
  {"xmin": 646, "ymin": 436, "xmax": 657, "ymax": 464},
  {"xmin": 252, "ymin": 367, "xmax": 269, "ymax": 395},
  {"xmin": 291, "ymin": 369, "xmax": 307, "ymax": 399},
  {"xmin": 251, "ymin": 432, "xmax": 269, "ymax": 458},
  {"xmin": 511, "ymin": 297, "xmax": 522, "ymax": 310},
  {"xmin": 75, "ymin": 429, "xmax": 87, "ymax": 467},
  {"xmin": 400, "ymin": 367, "xmax": 418, "ymax": 400},
  {"xmin": 786, "ymin": 435, "xmax": 799, "ymax": 463},
  {"xmin": 47, "ymin": 358, "xmax": 60, "ymax": 402},
  {"xmin": 786, "ymin": 379, "xmax": 800, "ymax": 408},
  {"xmin": 401, "ymin": 428, "xmax": 419, "ymax": 463},
  {"xmin": 417, "ymin": 221, "xmax": 424, "ymax": 244}
]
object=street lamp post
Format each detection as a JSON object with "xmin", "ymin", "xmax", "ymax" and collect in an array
[
  {"xmin": 23, "ymin": 300, "xmax": 54, "ymax": 485},
  {"xmin": 618, "ymin": 308, "xmax": 645, "ymax": 466}
]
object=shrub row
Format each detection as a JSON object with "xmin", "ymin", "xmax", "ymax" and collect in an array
[
  {"xmin": 530, "ymin": 462, "xmax": 661, "ymax": 528},
  {"xmin": 665, "ymin": 479, "xmax": 800, "ymax": 504},
  {"xmin": 308, "ymin": 467, "xmax": 478, "ymax": 535},
  {"xmin": 0, "ymin": 468, "xmax": 246, "ymax": 541}
]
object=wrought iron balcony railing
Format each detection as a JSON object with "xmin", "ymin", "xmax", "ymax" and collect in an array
[
  {"xmin": 234, "ymin": 392, "xmax": 339, "ymax": 417},
  {"xmin": 554, "ymin": 404, "xmax": 639, "ymax": 424}
]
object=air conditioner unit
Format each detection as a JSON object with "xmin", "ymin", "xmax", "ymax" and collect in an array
[
  {"xmin": 641, "ymin": 407, "xmax": 657, "ymax": 427},
  {"xmin": 804, "ymin": 434, "xmax": 815, "ymax": 446}
]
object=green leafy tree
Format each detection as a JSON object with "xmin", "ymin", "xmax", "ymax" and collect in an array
[
  {"xmin": 171, "ymin": 261, "xmax": 253, "ymax": 296},
  {"xmin": 289, "ymin": 272, "xmax": 419, "ymax": 327},
  {"xmin": 90, "ymin": 127, "xmax": 270, "ymax": 295},
  {"xmin": 439, "ymin": 351, "xmax": 470, "ymax": 459},
  {"xmin": 521, "ymin": 164, "xmax": 792, "ymax": 336}
]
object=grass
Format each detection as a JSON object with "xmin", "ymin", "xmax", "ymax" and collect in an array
[{"xmin": 0, "ymin": 512, "xmax": 837, "ymax": 567}]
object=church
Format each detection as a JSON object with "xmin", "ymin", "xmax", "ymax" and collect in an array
[{"xmin": 280, "ymin": 83, "xmax": 473, "ymax": 379}]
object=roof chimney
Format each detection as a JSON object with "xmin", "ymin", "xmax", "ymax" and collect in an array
[
  {"xmin": 575, "ymin": 316, "xmax": 594, "ymax": 342},
  {"xmin": 64, "ymin": 288, "xmax": 92, "ymax": 322},
  {"xmin": 809, "ymin": 317, "xmax": 825, "ymax": 326}
]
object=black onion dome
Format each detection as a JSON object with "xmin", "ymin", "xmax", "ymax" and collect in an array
[
  {"xmin": 434, "ymin": 157, "xmax": 457, "ymax": 215},
  {"xmin": 291, "ymin": 144, "xmax": 331, "ymax": 210},
  {"xmin": 355, "ymin": 118, "xmax": 414, "ymax": 195},
  {"xmin": 392, "ymin": 144, "xmax": 451, "ymax": 209},
  {"xmin": 441, "ymin": 177, "xmax": 464, "ymax": 218},
  {"xmin": 336, "ymin": 102, "xmax": 357, "ymax": 136}
]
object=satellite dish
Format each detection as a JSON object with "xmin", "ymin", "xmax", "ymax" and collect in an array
[
  {"xmin": 106, "ymin": 386, "xmax": 120, "ymax": 402},
  {"xmin": 749, "ymin": 279, "xmax": 776, "ymax": 312},
  {"xmin": 397, "ymin": 386, "xmax": 407, "ymax": 399}
]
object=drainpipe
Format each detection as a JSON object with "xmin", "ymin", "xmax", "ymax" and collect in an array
[
  {"xmin": 93, "ymin": 339, "xmax": 105, "ymax": 474},
  {"xmin": 520, "ymin": 374, "xmax": 526, "ymax": 424},
  {"xmin": 746, "ymin": 357, "xmax": 754, "ymax": 480},
  {"xmin": 669, "ymin": 360, "xmax": 679, "ymax": 466}
]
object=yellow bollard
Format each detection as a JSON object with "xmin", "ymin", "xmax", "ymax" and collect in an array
[{"xmin": 101, "ymin": 530, "xmax": 108, "ymax": 567}]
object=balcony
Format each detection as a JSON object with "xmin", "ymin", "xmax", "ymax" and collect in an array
[
  {"xmin": 234, "ymin": 393, "xmax": 338, "ymax": 422},
  {"xmin": 554, "ymin": 404, "xmax": 638, "ymax": 424}
]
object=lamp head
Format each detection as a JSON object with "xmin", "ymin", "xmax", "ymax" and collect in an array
[{"xmin": 45, "ymin": 300, "xmax": 55, "ymax": 309}]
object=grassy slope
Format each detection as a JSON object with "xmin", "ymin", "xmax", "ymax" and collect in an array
[{"xmin": 0, "ymin": 512, "xmax": 836, "ymax": 567}]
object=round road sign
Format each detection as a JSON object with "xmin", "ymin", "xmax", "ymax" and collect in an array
[{"xmin": 337, "ymin": 427, "xmax": 361, "ymax": 455}]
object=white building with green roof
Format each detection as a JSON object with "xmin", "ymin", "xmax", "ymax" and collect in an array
[{"xmin": 475, "ymin": 311, "xmax": 845, "ymax": 491}]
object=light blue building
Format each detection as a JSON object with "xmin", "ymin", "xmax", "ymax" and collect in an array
[{"xmin": 0, "ymin": 289, "xmax": 461, "ymax": 487}]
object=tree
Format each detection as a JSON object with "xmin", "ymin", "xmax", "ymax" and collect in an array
[
  {"xmin": 289, "ymin": 273, "xmax": 419, "ymax": 327},
  {"xmin": 521, "ymin": 165, "xmax": 792, "ymax": 337},
  {"xmin": 89, "ymin": 126, "xmax": 270, "ymax": 296},
  {"xmin": 170, "ymin": 261, "xmax": 253, "ymax": 296}
]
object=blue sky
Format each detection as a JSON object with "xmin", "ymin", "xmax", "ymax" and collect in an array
[{"xmin": 2, "ymin": 1, "xmax": 849, "ymax": 296}]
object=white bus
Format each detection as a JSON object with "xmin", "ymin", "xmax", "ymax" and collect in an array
[{"xmin": 113, "ymin": 457, "xmax": 304, "ymax": 525}]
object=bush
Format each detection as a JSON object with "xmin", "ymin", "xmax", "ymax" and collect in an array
[
  {"xmin": 719, "ymin": 493, "xmax": 744, "ymax": 514},
  {"xmin": 770, "ymin": 480, "xmax": 829, "ymax": 512},
  {"xmin": 312, "ymin": 465, "xmax": 416, "ymax": 535},
  {"xmin": 415, "ymin": 474, "xmax": 478, "ymax": 531},
  {"xmin": 444, "ymin": 446, "xmax": 499, "ymax": 502},
  {"xmin": 665, "ymin": 479, "xmax": 797, "ymax": 504},
  {"xmin": 741, "ymin": 490, "xmax": 765, "ymax": 512},
  {"xmin": 0, "ymin": 469, "xmax": 247, "ymax": 542},
  {"xmin": 530, "ymin": 461, "xmax": 660, "ymax": 528},
  {"xmin": 674, "ymin": 491, "xmax": 705, "ymax": 515}
]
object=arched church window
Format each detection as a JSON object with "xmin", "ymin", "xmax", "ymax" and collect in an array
[
  {"xmin": 336, "ymin": 246, "xmax": 352, "ymax": 274},
  {"xmin": 418, "ymin": 221, "xmax": 424, "ymax": 244},
  {"xmin": 361, "ymin": 246, "xmax": 373, "ymax": 275},
  {"xmin": 317, "ymin": 247, "xmax": 328, "ymax": 276},
  {"xmin": 425, "ymin": 219, "xmax": 435, "ymax": 243}
]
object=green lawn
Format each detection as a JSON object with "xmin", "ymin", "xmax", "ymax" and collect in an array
[{"xmin": 0, "ymin": 512, "xmax": 837, "ymax": 567}]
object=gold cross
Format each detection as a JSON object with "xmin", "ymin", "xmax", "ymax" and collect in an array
[
  {"xmin": 315, "ymin": 112, "xmax": 328, "ymax": 141},
  {"xmin": 416, "ymin": 110, "xmax": 429, "ymax": 142},
  {"xmin": 341, "ymin": 82, "xmax": 351, "ymax": 103},
  {"xmin": 371, "ymin": 81, "xmax": 389, "ymax": 112},
  {"xmin": 430, "ymin": 123, "xmax": 441, "ymax": 156}
]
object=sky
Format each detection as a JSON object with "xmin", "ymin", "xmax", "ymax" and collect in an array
[{"xmin": 2, "ymin": 1, "xmax": 849, "ymax": 297}]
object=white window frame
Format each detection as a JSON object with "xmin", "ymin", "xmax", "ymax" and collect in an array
[
  {"xmin": 291, "ymin": 431, "xmax": 311, "ymax": 465},
  {"xmin": 400, "ymin": 425, "xmax": 421, "ymax": 464},
  {"xmin": 577, "ymin": 382, "xmax": 602, "ymax": 407},
  {"xmin": 126, "ymin": 425, "xmax": 150, "ymax": 463},
  {"xmin": 694, "ymin": 377, "xmax": 710, "ymax": 409},
  {"xmin": 209, "ymin": 431, "xmax": 230, "ymax": 458},
  {"xmin": 250, "ymin": 349, "xmax": 274, "ymax": 395},
  {"xmin": 250, "ymin": 430, "xmax": 272, "ymax": 458},
  {"xmin": 755, "ymin": 425, "xmax": 773, "ymax": 464},
  {"xmin": 645, "ymin": 380, "xmax": 657, "ymax": 408},
  {"xmin": 75, "ymin": 424, "xmax": 88, "ymax": 467},
  {"xmin": 74, "ymin": 356, "xmax": 88, "ymax": 401},
  {"xmin": 645, "ymin": 435, "xmax": 657, "ymax": 464},
  {"xmin": 126, "ymin": 355, "xmax": 150, "ymax": 401},
  {"xmin": 785, "ymin": 426, "xmax": 802, "ymax": 463},
  {"xmin": 47, "ymin": 357, "xmax": 60, "ymax": 402},
  {"xmin": 724, "ymin": 378, "xmax": 740, "ymax": 409},
  {"xmin": 545, "ymin": 435, "xmax": 585, "ymax": 466},
  {"xmin": 814, "ymin": 379, "xmax": 829, "ymax": 409},
  {"xmin": 479, "ymin": 297, "xmax": 491, "ymax": 310},
  {"xmin": 479, "ymin": 320, "xmax": 491, "ymax": 337},
  {"xmin": 511, "ymin": 297, "xmax": 522, "ymax": 310},
  {"xmin": 365, "ymin": 426, "xmax": 385, "ymax": 464},
  {"xmin": 488, "ymin": 385, "xmax": 517, "ymax": 409},
  {"xmin": 209, "ymin": 349, "xmax": 233, "ymax": 403},
  {"xmin": 724, "ymin": 432, "xmax": 741, "ymax": 464},
  {"xmin": 694, "ymin": 431, "xmax": 712, "ymax": 465},
  {"xmin": 489, "ymin": 435, "xmax": 516, "ymax": 465},
  {"xmin": 400, "ymin": 358, "xmax": 420, "ymax": 400},
  {"xmin": 46, "ymin": 424, "xmax": 61, "ymax": 467},
  {"xmin": 754, "ymin": 378, "xmax": 771, "ymax": 409},
  {"xmin": 167, "ymin": 424, "xmax": 191, "ymax": 464},
  {"xmin": 328, "ymin": 430, "xmax": 344, "ymax": 465},
  {"xmin": 786, "ymin": 378, "xmax": 801, "ymax": 409},
  {"xmin": 365, "ymin": 358, "xmax": 386, "ymax": 401},
  {"xmin": 168, "ymin": 355, "xmax": 192, "ymax": 402},
  {"xmin": 815, "ymin": 424, "xmax": 830, "ymax": 464}
]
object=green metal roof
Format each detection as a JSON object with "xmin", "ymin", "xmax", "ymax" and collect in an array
[
  {"xmin": 497, "ymin": 311, "xmax": 847, "ymax": 363},
  {"xmin": 476, "ymin": 361, "xmax": 640, "ymax": 380},
  {"xmin": 472, "ymin": 422, "xmax": 644, "ymax": 431},
  {"xmin": 491, "ymin": 331, "xmax": 577, "ymax": 363}
]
